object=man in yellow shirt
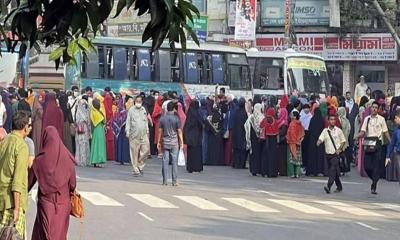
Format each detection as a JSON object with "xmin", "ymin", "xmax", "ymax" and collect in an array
[{"xmin": 0, "ymin": 111, "xmax": 30, "ymax": 238}]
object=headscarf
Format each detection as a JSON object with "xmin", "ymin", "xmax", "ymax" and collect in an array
[
  {"xmin": 152, "ymin": 96, "xmax": 163, "ymax": 120},
  {"xmin": 42, "ymin": 93, "xmax": 64, "ymax": 140},
  {"xmin": 91, "ymin": 98, "xmax": 104, "ymax": 127},
  {"xmin": 287, "ymin": 118, "xmax": 305, "ymax": 158},
  {"xmin": 177, "ymin": 102, "xmax": 186, "ymax": 128},
  {"xmin": 58, "ymin": 93, "xmax": 70, "ymax": 122},
  {"xmin": 277, "ymin": 108, "xmax": 288, "ymax": 128},
  {"xmin": 32, "ymin": 126, "xmax": 76, "ymax": 195},
  {"xmin": 300, "ymin": 108, "xmax": 312, "ymax": 130},
  {"xmin": 338, "ymin": 107, "xmax": 351, "ymax": 148},
  {"xmin": 261, "ymin": 107, "xmax": 279, "ymax": 136},
  {"xmin": 280, "ymin": 95, "xmax": 289, "ymax": 109},
  {"xmin": 104, "ymin": 92, "xmax": 114, "ymax": 121},
  {"xmin": 248, "ymin": 103, "xmax": 264, "ymax": 136},
  {"xmin": 319, "ymin": 102, "xmax": 328, "ymax": 118},
  {"xmin": 93, "ymin": 92, "xmax": 106, "ymax": 116},
  {"xmin": 331, "ymin": 96, "xmax": 339, "ymax": 108},
  {"xmin": 112, "ymin": 98, "xmax": 127, "ymax": 137},
  {"xmin": 289, "ymin": 95, "xmax": 297, "ymax": 106}
]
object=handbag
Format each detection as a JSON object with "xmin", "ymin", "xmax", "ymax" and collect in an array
[
  {"xmin": 362, "ymin": 118, "xmax": 379, "ymax": 153},
  {"xmin": 0, "ymin": 221, "xmax": 22, "ymax": 240},
  {"xmin": 76, "ymin": 123, "xmax": 86, "ymax": 134},
  {"xmin": 70, "ymin": 191, "xmax": 84, "ymax": 219},
  {"xmin": 327, "ymin": 129, "xmax": 347, "ymax": 170}
]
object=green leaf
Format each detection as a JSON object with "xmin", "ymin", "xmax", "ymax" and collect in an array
[
  {"xmin": 178, "ymin": 28, "xmax": 186, "ymax": 51},
  {"xmin": 84, "ymin": 1, "xmax": 100, "ymax": 34},
  {"xmin": 185, "ymin": 26, "xmax": 199, "ymax": 45},
  {"xmin": 67, "ymin": 40, "xmax": 79, "ymax": 57},
  {"xmin": 49, "ymin": 47, "xmax": 65, "ymax": 61},
  {"xmin": 179, "ymin": 0, "xmax": 200, "ymax": 18},
  {"xmin": 77, "ymin": 37, "xmax": 91, "ymax": 51},
  {"xmin": 113, "ymin": 0, "xmax": 127, "ymax": 18}
]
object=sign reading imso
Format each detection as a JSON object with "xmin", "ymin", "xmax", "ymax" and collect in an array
[{"xmin": 256, "ymin": 33, "xmax": 397, "ymax": 61}]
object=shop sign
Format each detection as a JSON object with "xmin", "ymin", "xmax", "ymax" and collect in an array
[
  {"xmin": 188, "ymin": 16, "xmax": 208, "ymax": 43},
  {"xmin": 261, "ymin": 0, "xmax": 330, "ymax": 26},
  {"xmin": 256, "ymin": 33, "xmax": 398, "ymax": 61}
]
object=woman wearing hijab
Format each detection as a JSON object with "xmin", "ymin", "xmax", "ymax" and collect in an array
[
  {"xmin": 260, "ymin": 107, "xmax": 279, "ymax": 177},
  {"xmin": 338, "ymin": 107, "xmax": 351, "ymax": 174},
  {"xmin": 232, "ymin": 98, "xmax": 248, "ymax": 169},
  {"xmin": 306, "ymin": 108, "xmax": 325, "ymax": 176},
  {"xmin": 152, "ymin": 96, "xmax": 163, "ymax": 157},
  {"xmin": 245, "ymin": 103, "xmax": 264, "ymax": 176},
  {"xmin": 28, "ymin": 126, "xmax": 76, "ymax": 240},
  {"xmin": 113, "ymin": 97, "xmax": 131, "ymax": 165},
  {"xmin": 205, "ymin": 106, "xmax": 224, "ymax": 165},
  {"xmin": 75, "ymin": 97, "xmax": 91, "ymax": 166},
  {"xmin": 300, "ymin": 104, "xmax": 312, "ymax": 171},
  {"xmin": 90, "ymin": 98, "xmax": 107, "ymax": 167},
  {"xmin": 42, "ymin": 93, "xmax": 64, "ymax": 141},
  {"xmin": 287, "ymin": 111, "xmax": 305, "ymax": 178},
  {"xmin": 104, "ymin": 92, "xmax": 115, "ymax": 161},
  {"xmin": 58, "ymin": 93, "xmax": 74, "ymax": 153},
  {"xmin": 1, "ymin": 92, "xmax": 12, "ymax": 133},
  {"xmin": 199, "ymin": 99, "xmax": 209, "ymax": 164},
  {"xmin": 276, "ymin": 107, "xmax": 289, "ymax": 176},
  {"xmin": 32, "ymin": 95, "xmax": 44, "ymax": 154},
  {"xmin": 184, "ymin": 100, "xmax": 203, "ymax": 173}
]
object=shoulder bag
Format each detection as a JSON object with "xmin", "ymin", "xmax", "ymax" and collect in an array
[
  {"xmin": 327, "ymin": 129, "xmax": 348, "ymax": 170},
  {"xmin": 0, "ymin": 219, "xmax": 22, "ymax": 240},
  {"xmin": 362, "ymin": 118, "xmax": 379, "ymax": 153}
]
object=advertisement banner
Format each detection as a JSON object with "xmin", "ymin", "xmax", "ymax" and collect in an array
[
  {"xmin": 188, "ymin": 16, "xmax": 208, "ymax": 43},
  {"xmin": 234, "ymin": 0, "xmax": 257, "ymax": 40},
  {"xmin": 255, "ymin": 33, "xmax": 398, "ymax": 61},
  {"xmin": 287, "ymin": 58, "xmax": 327, "ymax": 71},
  {"xmin": 261, "ymin": 0, "xmax": 330, "ymax": 26},
  {"xmin": 207, "ymin": 0, "xmax": 227, "ymax": 20},
  {"xmin": 228, "ymin": 1, "xmax": 236, "ymax": 27}
]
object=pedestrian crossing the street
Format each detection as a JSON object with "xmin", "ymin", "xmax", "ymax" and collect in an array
[{"xmin": 28, "ymin": 191, "xmax": 400, "ymax": 219}]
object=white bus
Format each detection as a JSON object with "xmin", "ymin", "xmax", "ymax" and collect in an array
[{"xmin": 247, "ymin": 48, "xmax": 329, "ymax": 97}]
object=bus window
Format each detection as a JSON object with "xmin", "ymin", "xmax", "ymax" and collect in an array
[
  {"xmin": 137, "ymin": 49, "xmax": 151, "ymax": 81},
  {"xmin": 98, "ymin": 46, "xmax": 105, "ymax": 78},
  {"xmin": 183, "ymin": 52, "xmax": 198, "ymax": 83},
  {"xmin": 106, "ymin": 47, "xmax": 113, "ymax": 78},
  {"xmin": 253, "ymin": 58, "xmax": 283, "ymax": 90},
  {"xmin": 211, "ymin": 54, "xmax": 224, "ymax": 84},
  {"xmin": 171, "ymin": 52, "xmax": 180, "ymax": 82},
  {"xmin": 113, "ymin": 47, "xmax": 127, "ymax": 80},
  {"xmin": 229, "ymin": 65, "xmax": 250, "ymax": 90},
  {"xmin": 86, "ymin": 50, "xmax": 100, "ymax": 79},
  {"xmin": 155, "ymin": 50, "xmax": 171, "ymax": 82},
  {"xmin": 197, "ymin": 53, "xmax": 204, "ymax": 83},
  {"xmin": 204, "ymin": 54, "xmax": 212, "ymax": 84}
]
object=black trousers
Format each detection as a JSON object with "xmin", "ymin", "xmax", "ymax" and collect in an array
[
  {"xmin": 326, "ymin": 154, "xmax": 343, "ymax": 190},
  {"xmin": 364, "ymin": 142, "xmax": 382, "ymax": 189}
]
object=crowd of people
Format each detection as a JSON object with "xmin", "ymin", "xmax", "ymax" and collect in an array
[{"xmin": 1, "ymin": 73, "xmax": 400, "ymax": 238}]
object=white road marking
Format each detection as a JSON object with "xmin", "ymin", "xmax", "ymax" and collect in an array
[
  {"xmin": 315, "ymin": 201, "xmax": 384, "ymax": 217},
  {"xmin": 174, "ymin": 196, "xmax": 227, "ymax": 211},
  {"xmin": 80, "ymin": 191, "xmax": 124, "ymax": 206},
  {"xmin": 137, "ymin": 212, "xmax": 154, "ymax": 222},
  {"xmin": 284, "ymin": 178, "xmax": 362, "ymax": 185},
  {"xmin": 356, "ymin": 222, "xmax": 379, "ymax": 231},
  {"xmin": 268, "ymin": 199, "xmax": 333, "ymax": 215},
  {"xmin": 222, "ymin": 198, "xmax": 280, "ymax": 213},
  {"xmin": 256, "ymin": 190, "xmax": 279, "ymax": 197},
  {"xmin": 374, "ymin": 203, "xmax": 400, "ymax": 211},
  {"xmin": 127, "ymin": 194, "xmax": 179, "ymax": 209}
]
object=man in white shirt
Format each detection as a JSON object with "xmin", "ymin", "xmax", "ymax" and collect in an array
[
  {"xmin": 354, "ymin": 75, "xmax": 368, "ymax": 104},
  {"xmin": 358, "ymin": 101, "xmax": 391, "ymax": 194},
  {"xmin": 317, "ymin": 114, "xmax": 346, "ymax": 194}
]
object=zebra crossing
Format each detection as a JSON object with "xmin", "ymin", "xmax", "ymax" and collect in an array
[{"xmin": 27, "ymin": 190, "xmax": 399, "ymax": 219}]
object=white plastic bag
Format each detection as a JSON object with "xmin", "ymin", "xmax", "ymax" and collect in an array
[{"xmin": 178, "ymin": 149, "xmax": 185, "ymax": 166}]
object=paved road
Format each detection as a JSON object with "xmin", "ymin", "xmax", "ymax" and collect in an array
[{"xmin": 26, "ymin": 158, "xmax": 400, "ymax": 240}]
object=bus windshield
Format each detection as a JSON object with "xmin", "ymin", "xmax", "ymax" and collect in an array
[{"xmin": 287, "ymin": 57, "xmax": 328, "ymax": 94}]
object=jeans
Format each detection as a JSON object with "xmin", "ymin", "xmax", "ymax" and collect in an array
[{"xmin": 162, "ymin": 147, "xmax": 178, "ymax": 183}]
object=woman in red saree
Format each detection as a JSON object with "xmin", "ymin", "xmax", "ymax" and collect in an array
[
  {"xmin": 104, "ymin": 93, "xmax": 115, "ymax": 160},
  {"xmin": 28, "ymin": 126, "xmax": 77, "ymax": 240}
]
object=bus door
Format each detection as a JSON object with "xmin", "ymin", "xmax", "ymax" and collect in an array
[
  {"xmin": 113, "ymin": 47, "xmax": 127, "ymax": 80},
  {"xmin": 211, "ymin": 54, "xmax": 224, "ymax": 84}
]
